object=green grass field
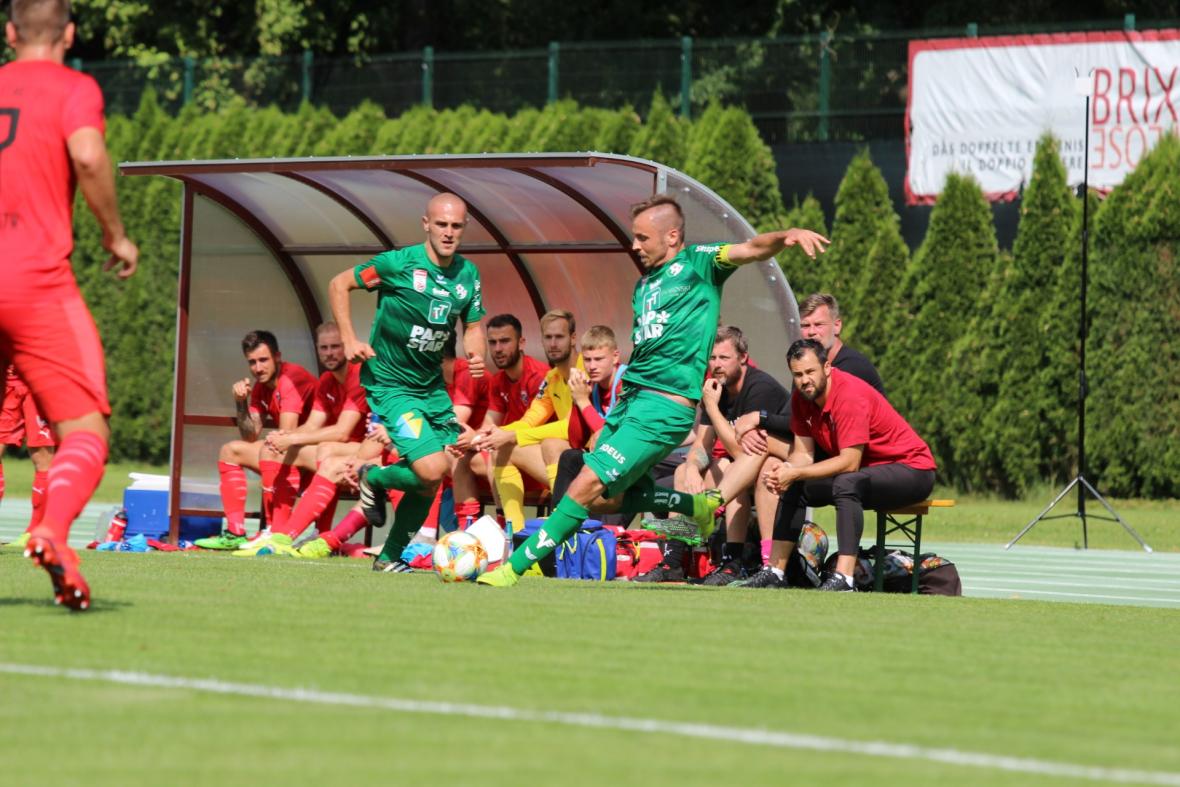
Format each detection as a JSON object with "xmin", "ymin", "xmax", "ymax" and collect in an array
[{"xmin": 2, "ymin": 551, "xmax": 1179, "ymax": 786}]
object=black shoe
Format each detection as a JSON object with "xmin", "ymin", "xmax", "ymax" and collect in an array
[
  {"xmin": 357, "ymin": 464, "xmax": 388, "ymax": 529},
  {"xmin": 734, "ymin": 566, "xmax": 787, "ymax": 588},
  {"xmin": 819, "ymin": 572, "xmax": 856, "ymax": 592},
  {"xmin": 633, "ymin": 563, "xmax": 686, "ymax": 583},
  {"xmin": 693, "ymin": 559, "xmax": 744, "ymax": 586},
  {"xmin": 372, "ymin": 556, "xmax": 413, "ymax": 573}
]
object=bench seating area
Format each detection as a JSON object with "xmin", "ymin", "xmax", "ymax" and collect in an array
[{"xmin": 873, "ymin": 499, "xmax": 956, "ymax": 593}]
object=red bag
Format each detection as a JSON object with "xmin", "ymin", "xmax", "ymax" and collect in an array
[{"xmin": 615, "ymin": 529, "xmax": 665, "ymax": 579}]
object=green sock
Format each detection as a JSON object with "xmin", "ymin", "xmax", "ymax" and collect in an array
[
  {"xmin": 619, "ymin": 484, "xmax": 695, "ymax": 515},
  {"xmin": 508, "ymin": 496, "xmax": 589, "ymax": 575},
  {"xmin": 369, "ymin": 459, "xmax": 426, "ymax": 495},
  {"xmin": 378, "ymin": 489, "xmax": 433, "ymax": 562}
]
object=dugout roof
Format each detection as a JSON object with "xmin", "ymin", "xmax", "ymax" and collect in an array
[{"xmin": 120, "ymin": 153, "xmax": 803, "ymax": 540}]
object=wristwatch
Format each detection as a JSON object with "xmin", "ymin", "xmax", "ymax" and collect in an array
[{"xmin": 758, "ymin": 410, "xmax": 768, "ymax": 429}]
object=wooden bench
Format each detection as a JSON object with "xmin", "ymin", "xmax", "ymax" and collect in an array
[{"xmin": 873, "ymin": 499, "xmax": 956, "ymax": 594}]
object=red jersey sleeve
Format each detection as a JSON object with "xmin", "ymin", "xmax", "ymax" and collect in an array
[{"xmin": 62, "ymin": 76, "xmax": 105, "ymax": 137}]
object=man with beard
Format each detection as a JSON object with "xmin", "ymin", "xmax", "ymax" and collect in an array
[
  {"xmin": 230, "ymin": 322, "xmax": 372, "ymax": 556},
  {"xmin": 477, "ymin": 194, "xmax": 829, "ymax": 587},
  {"xmin": 198, "ymin": 330, "xmax": 318, "ymax": 550},
  {"xmin": 467, "ymin": 312, "xmax": 561, "ymax": 533},
  {"xmin": 637, "ymin": 325, "xmax": 788, "ymax": 584},
  {"xmin": 334, "ymin": 193, "xmax": 487, "ymax": 573},
  {"xmin": 753, "ymin": 339, "xmax": 935, "ymax": 591}
]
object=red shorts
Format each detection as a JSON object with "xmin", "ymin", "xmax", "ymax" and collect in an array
[
  {"xmin": 0, "ymin": 375, "xmax": 56, "ymax": 447},
  {"xmin": 0, "ymin": 282, "xmax": 110, "ymax": 424}
]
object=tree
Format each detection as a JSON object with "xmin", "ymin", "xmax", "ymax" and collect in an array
[
  {"xmin": 627, "ymin": 91, "xmax": 687, "ymax": 170},
  {"xmin": 778, "ymin": 194, "xmax": 829, "ymax": 303}
]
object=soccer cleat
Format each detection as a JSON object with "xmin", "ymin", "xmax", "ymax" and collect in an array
[
  {"xmin": 638, "ymin": 516, "xmax": 702, "ymax": 544},
  {"xmin": 3, "ymin": 531, "xmax": 31, "ymax": 551},
  {"xmin": 232, "ymin": 532, "xmax": 296, "ymax": 557},
  {"xmin": 296, "ymin": 537, "xmax": 334, "ymax": 559},
  {"xmin": 194, "ymin": 531, "xmax": 248, "ymax": 550},
  {"xmin": 632, "ymin": 563, "xmax": 686, "ymax": 583},
  {"xmin": 733, "ymin": 566, "xmax": 788, "ymax": 589},
  {"xmin": 691, "ymin": 489, "xmax": 723, "ymax": 540},
  {"xmin": 372, "ymin": 556, "xmax": 412, "ymax": 573},
  {"xmin": 25, "ymin": 533, "xmax": 90, "ymax": 611},
  {"xmin": 818, "ymin": 572, "xmax": 857, "ymax": 592},
  {"xmin": 693, "ymin": 559, "xmax": 744, "ymax": 586},
  {"xmin": 475, "ymin": 564, "xmax": 520, "ymax": 587},
  {"xmin": 356, "ymin": 464, "xmax": 388, "ymax": 529}
]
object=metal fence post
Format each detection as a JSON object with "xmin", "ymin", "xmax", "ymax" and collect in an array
[
  {"xmin": 680, "ymin": 36, "xmax": 692, "ymax": 120},
  {"xmin": 1124, "ymin": 13, "xmax": 1136, "ymax": 30},
  {"xmin": 966, "ymin": 22, "xmax": 978, "ymax": 37},
  {"xmin": 183, "ymin": 56, "xmax": 194, "ymax": 106},
  {"xmin": 301, "ymin": 50, "xmax": 313, "ymax": 104},
  {"xmin": 548, "ymin": 41, "xmax": 560, "ymax": 103},
  {"xmin": 422, "ymin": 46, "xmax": 434, "ymax": 107},
  {"xmin": 817, "ymin": 31, "xmax": 831, "ymax": 142}
]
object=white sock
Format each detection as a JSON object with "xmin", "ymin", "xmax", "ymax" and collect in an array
[
  {"xmin": 770, "ymin": 566, "xmax": 785, "ymax": 579},
  {"xmin": 838, "ymin": 571, "xmax": 854, "ymax": 587}
]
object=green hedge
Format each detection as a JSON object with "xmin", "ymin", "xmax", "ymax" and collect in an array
[{"xmin": 78, "ymin": 95, "xmax": 1180, "ymax": 498}]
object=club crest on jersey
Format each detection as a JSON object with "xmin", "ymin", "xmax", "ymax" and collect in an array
[
  {"xmin": 413, "ymin": 269, "xmax": 428, "ymax": 292},
  {"xmin": 668, "ymin": 262, "xmax": 684, "ymax": 276},
  {"xmin": 455, "ymin": 283, "xmax": 468, "ymax": 299}
]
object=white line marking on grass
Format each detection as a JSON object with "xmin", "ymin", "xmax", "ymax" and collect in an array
[
  {"xmin": 3, "ymin": 663, "xmax": 1179, "ymax": 786},
  {"xmin": 963, "ymin": 585, "xmax": 1180, "ymax": 604}
]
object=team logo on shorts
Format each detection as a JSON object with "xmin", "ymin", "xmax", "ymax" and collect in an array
[
  {"xmin": 413, "ymin": 269, "xmax": 428, "ymax": 293},
  {"xmin": 396, "ymin": 411, "xmax": 423, "ymax": 440}
]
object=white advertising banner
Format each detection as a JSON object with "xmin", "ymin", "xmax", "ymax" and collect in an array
[{"xmin": 906, "ymin": 30, "xmax": 1180, "ymax": 204}]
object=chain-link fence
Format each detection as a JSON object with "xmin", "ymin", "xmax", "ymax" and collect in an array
[{"xmin": 72, "ymin": 15, "xmax": 1176, "ymax": 142}]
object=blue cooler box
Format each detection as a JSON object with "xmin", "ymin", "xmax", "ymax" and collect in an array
[{"xmin": 123, "ymin": 487, "xmax": 221, "ymax": 542}]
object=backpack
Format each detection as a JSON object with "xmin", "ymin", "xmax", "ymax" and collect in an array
[
  {"xmin": 555, "ymin": 522, "xmax": 617, "ymax": 581},
  {"xmin": 823, "ymin": 548, "xmax": 962, "ymax": 595}
]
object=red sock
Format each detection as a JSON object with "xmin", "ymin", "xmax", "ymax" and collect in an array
[
  {"xmin": 418, "ymin": 485, "xmax": 443, "ymax": 539},
  {"xmin": 29, "ymin": 470, "xmax": 49, "ymax": 528},
  {"xmin": 315, "ymin": 496, "xmax": 339, "ymax": 533},
  {"xmin": 455, "ymin": 500, "xmax": 482, "ymax": 529},
  {"xmin": 39, "ymin": 431, "xmax": 108, "ymax": 542},
  {"xmin": 387, "ymin": 487, "xmax": 405, "ymax": 508},
  {"xmin": 259, "ymin": 460, "xmax": 299, "ymax": 530},
  {"xmin": 327, "ymin": 508, "xmax": 367, "ymax": 546},
  {"xmin": 218, "ymin": 460, "xmax": 248, "ymax": 536},
  {"xmin": 276, "ymin": 474, "xmax": 338, "ymax": 539}
]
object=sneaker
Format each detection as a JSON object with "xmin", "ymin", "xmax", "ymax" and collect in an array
[
  {"xmin": 632, "ymin": 563, "xmax": 686, "ymax": 583},
  {"xmin": 372, "ymin": 556, "xmax": 413, "ymax": 573},
  {"xmin": 693, "ymin": 559, "xmax": 744, "ymax": 586},
  {"xmin": 691, "ymin": 489, "xmax": 723, "ymax": 540},
  {"xmin": 476, "ymin": 564, "xmax": 520, "ymax": 587},
  {"xmin": 25, "ymin": 533, "xmax": 90, "ymax": 611},
  {"xmin": 639, "ymin": 516, "xmax": 701, "ymax": 544},
  {"xmin": 733, "ymin": 566, "xmax": 787, "ymax": 589},
  {"xmin": 819, "ymin": 572, "xmax": 856, "ymax": 592},
  {"xmin": 194, "ymin": 531, "xmax": 248, "ymax": 551},
  {"xmin": 232, "ymin": 532, "xmax": 296, "ymax": 557},
  {"xmin": 357, "ymin": 464, "xmax": 388, "ymax": 529},
  {"xmin": 297, "ymin": 537, "xmax": 334, "ymax": 559}
]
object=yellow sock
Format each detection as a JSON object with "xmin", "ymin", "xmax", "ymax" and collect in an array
[
  {"xmin": 493, "ymin": 465, "xmax": 526, "ymax": 533},
  {"xmin": 546, "ymin": 463, "xmax": 558, "ymax": 491}
]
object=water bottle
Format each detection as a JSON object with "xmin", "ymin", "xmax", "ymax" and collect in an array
[{"xmin": 105, "ymin": 508, "xmax": 128, "ymax": 542}]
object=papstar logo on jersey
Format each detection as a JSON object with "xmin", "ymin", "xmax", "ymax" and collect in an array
[
  {"xmin": 634, "ymin": 306, "xmax": 670, "ymax": 344},
  {"xmin": 407, "ymin": 325, "xmax": 450, "ymax": 352},
  {"xmin": 413, "ymin": 269, "xmax": 428, "ymax": 293}
]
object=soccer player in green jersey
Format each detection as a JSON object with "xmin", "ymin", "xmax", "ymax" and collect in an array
[
  {"xmin": 328, "ymin": 193, "xmax": 487, "ymax": 571},
  {"xmin": 478, "ymin": 194, "xmax": 829, "ymax": 586}
]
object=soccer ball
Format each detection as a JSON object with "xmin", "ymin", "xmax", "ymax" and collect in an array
[{"xmin": 432, "ymin": 531, "xmax": 489, "ymax": 583}]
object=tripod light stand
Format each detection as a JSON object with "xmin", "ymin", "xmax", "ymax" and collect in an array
[{"xmin": 1005, "ymin": 75, "xmax": 1151, "ymax": 552}]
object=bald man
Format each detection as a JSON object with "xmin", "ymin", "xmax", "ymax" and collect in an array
[
  {"xmin": 478, "ymin": 193, "xmax": 829, "ymax": 586},
  {"xmin": 329, "ymin": 193, "xmax": 487, "ymax": 571}
]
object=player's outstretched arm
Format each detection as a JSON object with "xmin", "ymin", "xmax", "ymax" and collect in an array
[
  {"xmin": 725, "ymin": 228, "xmax": 830, "ymax": 266},
  {"xmin": 68, "ymin": 127, "xmax": 139, "ymax": 279},
  {"xmin": 328, "ymin": 270, "xmax": 375, "ymax": 362},
  {"xmin": 462, "ymin": 322, "xmax": 486, "ymax": 378}
]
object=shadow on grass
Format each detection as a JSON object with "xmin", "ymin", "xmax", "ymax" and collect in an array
[{"xmin": 0, "ymin": 595, "xmax": 133, "ymax": 613}]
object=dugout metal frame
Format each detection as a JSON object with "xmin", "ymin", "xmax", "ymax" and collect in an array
[{"xmin": 120, "ymin": 153, "xmax": 803, "ymax": 542}]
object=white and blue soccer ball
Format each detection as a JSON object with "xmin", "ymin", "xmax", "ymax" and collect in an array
[{"xmin": 432, "ymin": 530, "xmax": 489, "ymax": 583}]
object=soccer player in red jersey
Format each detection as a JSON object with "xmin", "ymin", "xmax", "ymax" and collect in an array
[
  {"xmin": 0, "ymin": 0, "xmax": 140, "ymax": 610},
  {"xmin": 198, "ymin": 330, "xmax": 318, "ymax": 550},
  {"xmin": 0, "ymin": 364, "xmax": 57, "ymax": 544}
]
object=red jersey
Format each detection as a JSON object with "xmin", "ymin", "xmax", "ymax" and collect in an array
[
  {"xmin": 312, "ymin": 362, "xmax": 368, "ymax": 441},
  {"xmin": 0, "ymin": 61, "xmax": 105, "ymax": 288},
  {"xmin": 449, "ymin": 357, "xmax": 490, "ymax": 428},
  {"xmin": 488, "ymin": 355, "xmax": 548, "ymax": 424},
  {"xmin": 248, "ymin": 362, "xmax": 318, "ymax": 426},
  {"xmin": 789, "ymin": 368, "xmax": 935, "ymax": 471}
]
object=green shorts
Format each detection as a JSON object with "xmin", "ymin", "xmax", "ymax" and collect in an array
[
  {"xmin": 583, "ymin": 387, "xmax": 696, "ymax": 498},
  {"xmin": 366, "ymin": 386, "xmax": 458, "ymax": 465}
]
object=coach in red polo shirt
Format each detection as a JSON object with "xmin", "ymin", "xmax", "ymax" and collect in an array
[{"xmin": 747, "ymin": 338, "xmax": 935, "ymax": 591}]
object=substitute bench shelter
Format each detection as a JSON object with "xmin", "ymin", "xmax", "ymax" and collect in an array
[{"xmin": 120, "ymin": 153, "xmax": 804, "ymax": 543}]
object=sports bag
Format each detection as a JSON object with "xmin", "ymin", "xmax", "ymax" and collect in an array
[{"xmin": 555, "ymin": 522, "xmax": 617, "ymax": 581}]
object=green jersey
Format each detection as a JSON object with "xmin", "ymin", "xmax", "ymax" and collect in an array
[
  {"xmin": 623, "ymin": 243, "xmax": 739, "ymax": 400},
  {"xmin": 353, "ymin": 243, "xmax": 486, "ymax": 393}
]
